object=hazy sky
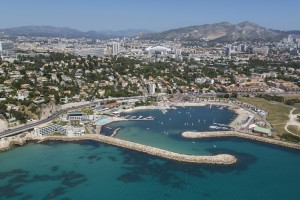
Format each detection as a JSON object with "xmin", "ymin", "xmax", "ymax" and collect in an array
[{"xmin": 1, "ymin": 0, "xmax": 299, "ymax": 31}]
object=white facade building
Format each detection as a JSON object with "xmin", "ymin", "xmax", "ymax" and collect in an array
[
  {"xmin": 0, "ymin": 40, "xmax": 15, "ymax": 58},
  {"xmin": 112, "ymin": 42, "xmax": 120, "ymax": 55},
  {"xmin": 145, "ymin": 46, "xmax": 171, "ymax": 54},
  {"xmin": 252, "ymin": 46, "xmax": 269, "ymax": 55},
  {"xmin": 34, "ymin": 124, "xmax": 67, "ymax": 136},
  {"xmin": 148, "ymin": 82, "xmax": 156, "ymax": 94}
]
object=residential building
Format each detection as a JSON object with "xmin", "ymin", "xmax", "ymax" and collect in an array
[
  {"xmin": 112, "ymin": 42, "xmax": 120, "ymax": 55},
  {"xmin": 148, "ymin": 82, "xmax": 156, "ymax": 94},
  {"xmin": 34, "ymin": 124, "xmax": 67, "ymax": 136},
  {"xmin": 0, "ymin": 40, "xmax": 15, "ymax": 58},
  {"xmin": 17, "ymin": 90, "xmax": 29, "ymax": 100},
  {"xmin": 67, "ymin": 111, "xmax": 89, "ymax": 121}
]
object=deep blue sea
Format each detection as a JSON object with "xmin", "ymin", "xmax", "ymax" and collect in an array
[{"xmin": 1, "ymin": 106, "xmax": 300, "ymax": 200}]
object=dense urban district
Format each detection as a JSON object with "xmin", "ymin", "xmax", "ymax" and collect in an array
[{"xmin": 0, "ymin": 31, "xmax": 300, "ymax": 145}]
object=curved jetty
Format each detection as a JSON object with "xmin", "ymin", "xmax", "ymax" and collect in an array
[
  {"xmin": 1, "ymin": 133, "xmax": 236, "ymax": 164},
  {"xmin": 40, "ymin": 134, "xmax": 237, "ymax": 165},
  {"xmin": 182, "ymin": 131, "xmax": 300, "ymax": 150}
]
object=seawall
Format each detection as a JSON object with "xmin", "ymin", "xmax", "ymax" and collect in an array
[
  {"xmin": 40, "ymin": 135, "xmax": 237, "ymax": 165},
  {"xmin": 182, "ymin": 131, "xmax": 300, "ymax": 150},
  {"xmin": 0, "ymin": 133, "xmax": 237, "ymax": 165}
]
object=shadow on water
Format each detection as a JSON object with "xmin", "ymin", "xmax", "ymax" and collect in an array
[
  {"xmin": 21, "ymin": 194, "xmax": 34, "ymax": 200},
  {"xmin": 203, "ymin": 148, "xmax": 257, "ymax": 174},
  {"xmin": 117, "ymin": 146, "xmax": 257, "ymax": 190},
  {"xmin": 117, "ymin": 149, "xmax": 207, "ymax": 190},
  {"xmin": 0, "ymin": 168, "xmax": 87, "ymax": 199},
  {"xmin": 43, "ymin": 186, "xmax": 66, "ymax": 200},
  {"xmin": 51, "ymin": 166, "xmax": 59, "ymax": 172}
]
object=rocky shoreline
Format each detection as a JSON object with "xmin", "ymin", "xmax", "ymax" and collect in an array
[
  {"xmin": 0, "ymin": 133, "xmax": 237, "ymax": 165},
  {"xmin": 182, "ymin": 131, "xmax": 300, "ymax": 150}
]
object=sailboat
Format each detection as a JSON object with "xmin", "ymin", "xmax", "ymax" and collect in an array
[{"xmin": 213, "ymin": 144, "xmax": 216, "ymax": 148}]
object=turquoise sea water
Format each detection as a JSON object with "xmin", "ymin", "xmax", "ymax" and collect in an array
[{"xmin": 1, "ymin": 106, "xmax": 300, "ymax": 200}]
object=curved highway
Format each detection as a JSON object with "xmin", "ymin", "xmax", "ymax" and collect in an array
[{"xmin": 0, "ymin": 96, "xmax": 147, "ymax": 138}]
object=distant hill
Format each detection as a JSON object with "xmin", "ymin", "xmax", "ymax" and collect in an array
[
  {"xmin": 0, "ymin": 26, "xmax": 152, "ymax": 38},
  {"xmin": 138, "ymin": 21, "xmax": 295, "ymax": 42}
]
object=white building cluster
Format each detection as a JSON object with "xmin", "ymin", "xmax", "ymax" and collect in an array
[{"xmin": 0, "ymin": 40, "xmax": 15, "ymax": 58}]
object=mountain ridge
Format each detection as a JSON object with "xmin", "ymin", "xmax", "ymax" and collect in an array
[
  {"xmin": 0, "ymin": 22, "xmax": 298, "ymax": 42},
  {"xmin": 0, "ymin": 25, "xmax": 152, "ymax": 38},
  {"xmin": 138, "ymin": 21, "xmax": 294, "ymax": 42}
]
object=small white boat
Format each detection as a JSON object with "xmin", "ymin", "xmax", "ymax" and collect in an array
[{"xmin": 213, "ymin": 144, "xmax": 216, "ymax": 148}]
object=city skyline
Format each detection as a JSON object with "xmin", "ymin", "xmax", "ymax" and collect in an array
[{"xmin": 1, "ymin": 0, "xmax": 300, "ymax": 32}]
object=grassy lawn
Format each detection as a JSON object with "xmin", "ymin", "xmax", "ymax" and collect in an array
[
  {"xmin": 287, "ymin": 125, "xmax": 300, "ymax": 136},
  {"xmin": 85, "ymin": 127, "xmax": 91, "ymax": 134},
  {"xmin": 279, "ymin": 94, "xmax": 300, "ymax": 101},
  {"xmin": 238, "ymin": 97, "xmax": 292, "ymax": 135},
  {"xmin": 81, "ymin": 108, "xmax": 94, "ymax": 115},
  {"xmin": 293, "ymin": 108, "xmax": 300, "ymax": 115},
  {"xmin": 49, "ymin": 132, "xmax": 65, "ymax": 136}
]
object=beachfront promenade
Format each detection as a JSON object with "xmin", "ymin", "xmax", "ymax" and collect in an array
[
  {"xmin": 0, "ymin": 133, "xmax": 237, "ymax": 165},
  {"xmin": 182, "ymin": 131, "xmax": 300, "ymax": 150}
]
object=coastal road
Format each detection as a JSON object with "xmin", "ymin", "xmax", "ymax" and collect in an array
[
  {"xmin": 0, "ymin": 96, "xmax": 147, "ymax": 139},
  {"xmin": 0, "ymin": 102, "xmax": 94, "ymax": 138}
]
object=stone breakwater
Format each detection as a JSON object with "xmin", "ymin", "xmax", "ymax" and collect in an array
[
  {"xmin": 0, "ymin": 134, "xmax": 236, "ymax": 164},
  {"xmin": 182, "ymin": 131, "xmax": 300, "ymax": 150},
  {"xmin": 39, "ymin": 134, "xmax": 237, "ymax": 165}
]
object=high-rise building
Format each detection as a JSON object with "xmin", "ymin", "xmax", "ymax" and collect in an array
[
  {"xmin": 225, "ymin": 44, "xmax": 232, "ymax": 56},
  {"xmin": 0, "ymin": 40, "xmax": 15, "ymax": 58},
  {"xmin": 241, "ymin": 44, "xmax": 247, "ymax": 52},
  {"xmin": 148, "ymin": 82, "xmax": 156, "ymax": 94},
  {"xmin": 112, "ymin": 42, "xmax": 120, "ymax": 55},
  {"xmin": 47, "ymin": 38, "xmax": 52, "ymax": 45},
  {"xmin": 175, "ymin": 49, "xmax": 182, "ymax": 56}
]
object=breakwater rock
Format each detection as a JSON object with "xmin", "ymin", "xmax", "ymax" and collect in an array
[
  {"xmin": 40, "ymin": 134, "xmax": 237, "ymax": 165},
  {"xmin": 182, "ymin": 131, "xmax": 300, "ymax": 150}
]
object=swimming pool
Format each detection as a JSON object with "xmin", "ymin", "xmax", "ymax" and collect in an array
[{"xmin": 96, "ymin": 117, "xmax": 109, "ymax": 124}]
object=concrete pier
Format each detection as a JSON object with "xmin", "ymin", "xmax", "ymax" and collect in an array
[{"xmin": 110, "ymin": 128, "xmax": 121, "ymax": 137}]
